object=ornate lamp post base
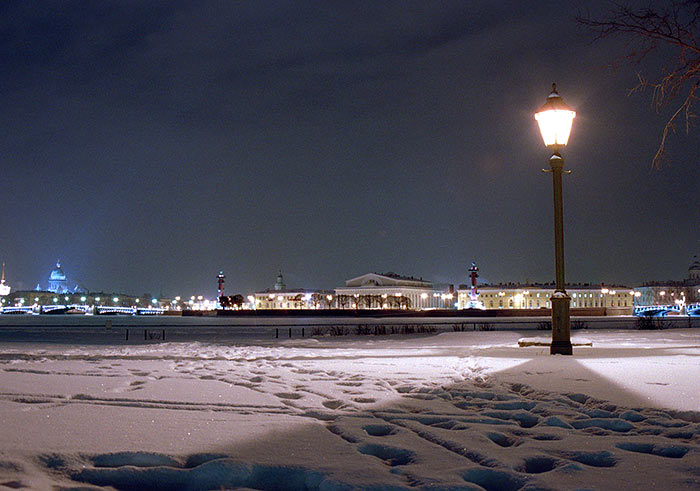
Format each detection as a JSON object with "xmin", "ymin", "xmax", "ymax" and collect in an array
[{"xmin": 550, "ymin": 293, "xmax": 572, "ymax": 355}]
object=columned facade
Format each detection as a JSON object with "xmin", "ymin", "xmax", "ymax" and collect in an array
[{"xmin": 335, "ymin": 272, "xmax": 452, "ymax": 310}]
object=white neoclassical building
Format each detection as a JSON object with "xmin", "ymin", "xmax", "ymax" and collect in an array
[
  {"xmin": 457, "ymin": 283, "xmax": 635, "ymax": 314},
  {"xmin": 252, "ymin": 271, "xmax": 332, "ymax": 309},
  {"xmin": 334, "ymin": 272, "xmax": 453, "ymax": 310}
]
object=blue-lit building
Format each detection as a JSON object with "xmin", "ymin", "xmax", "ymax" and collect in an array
[
  {"xmin": 47, "ymin": 261, "xmax": 68, "ymax": 293},
  {"xmin": 37, "ymin": 261, "xmax": 84, "ymax": 294}
]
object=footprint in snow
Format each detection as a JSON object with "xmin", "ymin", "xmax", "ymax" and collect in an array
[
  {"xmin": 357, "ymin": 443, "xmax": 415, "ymax": 466},
  {"xmin": 363, "ymin": 424, "xmax": 397, "ymax": 437},
  {"xmin": 616, "ymin": 442, "xmax": 690, "ymax": 458},
  {"xmin": 353, "ymin": 397, "xmax": 376, "ymax": 404},
  {"xmin": 274, "ymin": 392, "xmax": 303, "ymax": 400},
  {"xmin": 322, "ymin": 400, "xmax": 344, "ymax": 410},
  {"xmin": 1, "ymin": 480, "xmax": 27, "ymax": 489},
  {"xmin": 516, "ymin": 455, "xmax": 562, "ymax": 474}
]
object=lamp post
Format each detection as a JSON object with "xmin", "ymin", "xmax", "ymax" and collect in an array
[{"xmin": 535, "ymin": 84, "xmax": 576, "ymax": 355}]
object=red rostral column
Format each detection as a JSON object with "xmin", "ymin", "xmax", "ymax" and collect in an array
[
  {"xmin": 217, "ymin": 271, "xmax": 225, "ymax": 298},
  {"xmin": 469, "ymin": 262, "xmax": 479, "ymax": 303}
]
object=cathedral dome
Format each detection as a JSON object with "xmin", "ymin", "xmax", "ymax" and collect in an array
[
  {"xmin": 47, "ymin": 261, "xmax": 68, "ymax": 293},
  {"xmin": 49, "ymin": 262, "xmax": 66, "ymax": 281},
  {"xmin": 688, "ymin": 257, "xmax": 700, "ymax": 281}
]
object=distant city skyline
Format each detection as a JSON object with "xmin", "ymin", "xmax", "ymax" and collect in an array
[
  {"xmin": 1, "ymin": 1, "xmax": 698, "ymax": 296},
  {"xmin": 3, "ymin": 255, "xmax": 699, "ymax": 301}
]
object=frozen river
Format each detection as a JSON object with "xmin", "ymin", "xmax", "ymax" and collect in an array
[{"xmin": 0, "ymin": 313, "xmax": 695, "ymax": 345}]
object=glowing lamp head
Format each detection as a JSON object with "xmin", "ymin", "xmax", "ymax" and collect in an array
[{"xmin": 535, "ymin": 84, "xmax": 575, "ymax": 150}]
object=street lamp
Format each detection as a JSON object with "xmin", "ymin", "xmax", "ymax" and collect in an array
[{"xmin": 535, "ymin": 84, "xmax": 576, "ymax": 355}]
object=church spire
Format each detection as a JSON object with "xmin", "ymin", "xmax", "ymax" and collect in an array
[{"xmin": 0, "ymin": 263, "xmax": 10, "ymax": 296}]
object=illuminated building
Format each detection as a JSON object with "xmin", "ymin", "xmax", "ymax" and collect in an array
[
  {"xmin": 253, "ymin": 271, "xmax": 330, "ymax": 309},
  {"xmin": 35, "ymin": 261, "xmax": 84, "ymax": 294},
  {"xmin": 459, "ymin": 283, "xmax": 634, "ymax": 314},
  {"xmin": 635, "ymin": 258, "xmax": 700, "ymax": 306},
  {"xmin": 48, "ymin": 261, "xmax": 68, "ymax": 292},
  {"xmin": 334, "ymin": 272, "xmax": 452, "ymax": 309}
]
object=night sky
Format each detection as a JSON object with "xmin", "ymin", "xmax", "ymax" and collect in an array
[{"xmin": 1, "ymin": 1, "xmax": 698, "ymax": 297}]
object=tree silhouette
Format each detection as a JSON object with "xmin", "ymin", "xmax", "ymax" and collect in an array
[
  {"xmin": 336, "ymin": 295, "xmax": 350, "ymax": 309},
  {"xmin": 579, "ymin": 1, "xmax": 700, "ymax": 167}
]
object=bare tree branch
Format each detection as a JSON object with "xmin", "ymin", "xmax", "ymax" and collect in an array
[{"xmin": 578, "ymin": 1, "xmax": 700, "ymax": 167}]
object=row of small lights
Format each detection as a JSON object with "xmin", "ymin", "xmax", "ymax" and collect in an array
[
  {"xmin": 490, "ymin": 288, "xmax": 641, "ymax": 297},
  {"xmin": 8, "ymin": 286, "xmax": 697, "ymax": 308},
  {"xmin": 657, "ymin": 290, "xmax": 700, "ymax": 296},
  {"xmin": 256, "ymin": 292, "xmax": 454, "ymax": 302},
  {"xmin": 3, "ymin": 295, "xmax": 216, "ymax": 309}
]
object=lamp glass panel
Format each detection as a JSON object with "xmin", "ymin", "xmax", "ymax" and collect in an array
[{"xmin": 535, "ymin": 109, "xmax": 575, "ymax": 146}]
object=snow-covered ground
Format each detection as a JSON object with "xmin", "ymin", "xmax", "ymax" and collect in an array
[{"xmin": 0, "ymin": 322, "xmax": 698, "ymax": 490}]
